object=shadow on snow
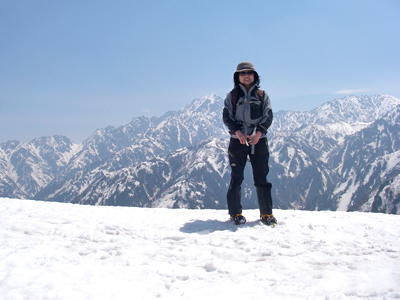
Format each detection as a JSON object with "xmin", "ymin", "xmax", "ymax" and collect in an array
[{"xmin": 179, "ymin": 218, "xmax": 262, "ymax": 234}]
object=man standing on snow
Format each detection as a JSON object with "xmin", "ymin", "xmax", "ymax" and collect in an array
[{"xmin": 222, "ymin": 62, "xmax": 277, "ymax": 226}]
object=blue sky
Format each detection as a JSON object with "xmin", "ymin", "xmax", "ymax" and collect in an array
[{"xmin": 1, "ymin": 0, "xmax": 399, "ymax": 143}]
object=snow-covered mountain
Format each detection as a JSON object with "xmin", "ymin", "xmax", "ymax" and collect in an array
[
  {"xmin": 1, "ymin": 94, "xmax": 400, "ymax": 214},
  {"xmin": 0, "ymin": 136, "xmax": 81, "ymax": 199},
  {"xmin": 268, "ymin": 95, "xmax": 400, "ymax": 213}
]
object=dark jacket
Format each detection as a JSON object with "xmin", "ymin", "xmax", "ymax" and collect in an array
[{"xmin": 223, "ymin": 84, "xmax": 273, "ymax": 138}]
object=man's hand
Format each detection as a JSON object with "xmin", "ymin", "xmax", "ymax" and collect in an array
[
  {"xmin": 235, "ymin": 130, "xmax": 246, "ymax": 144},
  {"xmin": 247, "ymin": 131, "xmax": 262, "ymax": 145}
]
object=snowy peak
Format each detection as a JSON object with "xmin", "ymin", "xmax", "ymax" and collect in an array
[
  {"xmin": 314, "ymin": 94, "xmax": 400, "ymax": 124},
  {"xmin": 0, "ymin": 136, "xmax": 80, "ymax": 198},
  {"xmin": 272, "ymin": 94, "xmax": 400, "ymax": 133},
  {"xmin": 184, "ymin": 93, "xmax": 221, "ymax": 111}
]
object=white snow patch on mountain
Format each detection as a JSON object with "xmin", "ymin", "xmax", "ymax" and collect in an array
[
  {"xmin": 1, "ymin": 198, "xmax": 399, "ymax": 300},
  {"xmin": 59, "ymin": 142, "xmax": 83, "ymax": 166},
  {"xmin": 337, "ymin": 174, "xmax": 359, "ymax": 211}
]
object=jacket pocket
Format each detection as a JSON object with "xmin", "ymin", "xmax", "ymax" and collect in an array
[{"xmin": 250, "ymin": 102, "xmax": 263, "ymax": 120}]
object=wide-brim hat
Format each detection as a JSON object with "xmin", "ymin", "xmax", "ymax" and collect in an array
[{"xmin": 235, "ymin": 62, "xmax": 256, "ymax": 73}]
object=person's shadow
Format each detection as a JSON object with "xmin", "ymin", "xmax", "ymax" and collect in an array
[{"xmin": 180, "ymin": 219, "xmax": 261, "ymax": 234}]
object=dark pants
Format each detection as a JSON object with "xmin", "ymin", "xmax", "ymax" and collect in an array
[{"xmin": 227, "ymin": 138, "xmax": 273, "ymax": 216}]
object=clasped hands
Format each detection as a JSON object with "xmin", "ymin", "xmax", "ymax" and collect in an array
[{"xmin": 235, "ymin": 130, "xmax": 262, "ymax": 145}]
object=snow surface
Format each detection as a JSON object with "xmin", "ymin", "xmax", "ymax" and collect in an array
[{"xmin": 1, "ymin": 198, "xmax": 400, "ymax": 300}]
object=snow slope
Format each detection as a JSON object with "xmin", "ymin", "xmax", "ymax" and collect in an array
[{"xmin": 1, "ymin": 198, "xmax": 399, "ymax": 300}]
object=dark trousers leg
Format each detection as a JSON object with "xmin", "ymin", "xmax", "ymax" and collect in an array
[
  {"xmin": 249, "ymin": 138, "xmax": 273, "ymax": 215},
  {"xmin": 227, "ymin": 139, "xmax": 248, "ymax": 215}
]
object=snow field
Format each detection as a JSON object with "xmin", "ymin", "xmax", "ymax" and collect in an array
[{"xmin": 1, "ymin": 198, "xmax": 399, "ymax": 300}]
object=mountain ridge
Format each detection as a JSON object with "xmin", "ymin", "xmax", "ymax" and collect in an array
[{"xmin": 1, "ymin": 94, "xmax": 400, "ymax": 214}]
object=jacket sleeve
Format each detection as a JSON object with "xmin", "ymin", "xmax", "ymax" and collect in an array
[
  {"xmin": 256, "ymin": 92, "xmax": 273, "ymax": 134},
  {"xmin": 222, "ymin": 93, "xmax": 241, "ymax": 134}
]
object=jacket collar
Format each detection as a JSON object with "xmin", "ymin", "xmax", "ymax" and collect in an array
[{"xmin": 238, "ymin": 83, "xmax": 257, "ymax": 95}]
